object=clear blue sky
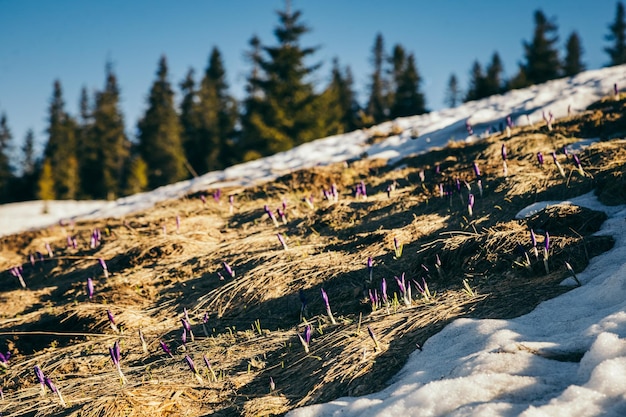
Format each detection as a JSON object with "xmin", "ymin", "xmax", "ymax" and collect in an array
[{"xmin": 0, "ymin": 0, "xmax": 618, "ymax": 156}]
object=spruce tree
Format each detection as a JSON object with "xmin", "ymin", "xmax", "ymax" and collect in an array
[
  {"xmin": 18, "ymin": 129, "xmax": 37, "ymax": 201},
  {"xmin": 76, "ymin": 86, "xmax": 96, "ymax": 198},
  {"xmin": 240, "ymin": 4, "xmax": 323, "ymax": 156},
  {"xmin": 137, "ymin": 55, "xmax": 186, "ymax": 189},
  {"xmin": 563, "ymin": 32, "xmax": 585, "ymax": 76},
  {"xmin": 0, "ymin": 113, "xmax": 13, "ymax": 202},
  {"xmin": 329, "ymin": 59, "xmax": 361, "ymax": 132},
  {"xmin": 194, "ymin": 47, "xmax": 238, "ymax": 173},
  {"xmin": 366, "ymin": 33, "xmax": 388, "ymax": 124},
  {"xmin": 43, "ymin": 80, "xmax": 79, "ymax": 199},
  {"xmin": 520, "ymin": 10, "xmax": 561, "ymax": 85},
  {"xmin": 90, "ymin": 64, "xmax": 130, "ymax": 199},
  {"xmin": 389, "ymin": 53, "xmax": 427, "ymax": 118},
  {"xmin": 465, "ymin": 61, "xmax": 487, "ymax": 102},
  {"xmin": 38, "ymin": 159, "xmax": 55, "ymax": 201},
  {"xmin": 484, "ymin": 52, "xmax": 505, "ymax": 96},
  {"xmin": 179, "ymin": 68, "xmax": 200, "ymax": 176},
  {"xmin": 239, "ymin": 35, "xmax": 267, "ymax": 161},
  {"xmin": 445, "ymin": 74, "xmax": 461, "ymax": 108},
  {"xmin": 605, "ymin": 1, "xmax": 626, "ymax": 66}
]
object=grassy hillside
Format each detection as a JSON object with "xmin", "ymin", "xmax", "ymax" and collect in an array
[{"xmin": 1, "ymin": 95, "xmax": 626, "ymax": 417}]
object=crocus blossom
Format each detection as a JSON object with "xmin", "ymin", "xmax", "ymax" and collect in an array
[
  {"xmin": 109, "ymin": 340, "xmax": 128, "ymax": 385},
  {"xmin": 44, "ymin": 377, "xmax": 66, "ymax": 407},
  {"xmin": 203, "ymin": 354, "xmax": 218, "ymax": 382},
  {"xmin": 297, "ymin": 324, "xmax": 312, "ymax": 353},
  {"xmin": 184, "ymin": 355, "xmax": 203, "ymax": 384},
  {"xmin": 367, "ymin": 326, "xmax": 381, "ymax": 351},
  {"xmin": 86, "ymin": 278, "xmax": 94, "ymax": 301},
  {"xmin": 159, "ymin": 340, "xmax": 174, "ymax": 358},
  {"xmin": 320, "ymin": 288, "xmax": 337, "ymax": 325},
  {"xmin": 99, "ymin": 258, "xmax": 109, "ymax": 279}
]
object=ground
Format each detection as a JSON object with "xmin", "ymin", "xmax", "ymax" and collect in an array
[{"xmin": 1, "ymin": 95, "xmax": 626, "ymax": 417}]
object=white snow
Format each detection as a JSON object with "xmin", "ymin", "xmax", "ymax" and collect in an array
[
  {"xmin": 288, "ymin": 193, "xmax": 626, "ymax": 417},
  {"xmin": 2, "ymin": 66, "xmax": 626, "ymax": 416}
]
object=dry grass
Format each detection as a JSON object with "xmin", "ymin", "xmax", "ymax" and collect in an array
[{"xmin": 1, "ymin": 96, "xmax": 626, "ymax": 417}]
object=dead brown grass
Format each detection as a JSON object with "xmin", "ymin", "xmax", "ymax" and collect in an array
[{"xmin": 1, "ymin": 96, "xmax": 625, "ymax": 417}]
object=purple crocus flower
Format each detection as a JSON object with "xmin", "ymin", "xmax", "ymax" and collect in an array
[
  {"xmin": 331, "ymin": 183, "xmax": 338, "ymax": 201},
  {"xmin": 10, "ymin": 266, "xmax": 26, "ymax": 289},
  {"xmin": 0, "ymin": 351, "xmax": 9, "ymax": 368},
  {"xmin": 34, "ymin": 365, "xmax": 46, "ymax": 396},
  {"xmin": 506, "ymin": 115, "xmax": 513, "ymax": 128},
  {"xmin": 264, "ymin": 205, "xmax": 279, "ymax": 227},
  {"xmin": 200, "ymin": 194, "xmax": 207, "ymax": 205},
  {"xmin": 367, "ymin": 326, "xmax": 381, "ymax": 351},
  {"xmin": 44, "ymin": 377, "xmax": 66, "ymax": 407},
  {"xmin": 109, "ymin": 340, "xmax": 127, "ymax": 385},
  {"xmin": 159, "ymin": 340, "xmax": 174, "ymax": 358},
  {"xmin": 435, "ymin": 164, "xmax": 440, "ymax": 175},
  {"xmin": 298, "ymin": 324, "xmax": 312, "ymax": 353},
  {"xmin": 45, "ymin": 243, "xmax": 54, "ymax": 258},
  {"xmin": 468, "ymin": 193, "xmax": 475, "ymax": 216},
  {"xmin": 229, "ymin": 195, "xmax": 235, "ymax": 214},
  {"xmin": 367, "ymin": 257, "xmax": 374, "ymax": 283},
  {"xmin": 544, "ymin": 231, "xmax": 550, "ymax": 252},
  {"xmin": 213, "ymin": 189, "xmax": 221, "ymax": 203},
  {"xmin": 277, "ymin": 233, "xmax": 288, "ymax": 250},
  {"xmin": 203, "ymin": 354, "xmax": 218, "ymax": 382},
  {"xmin": 269, "ymin": 376, "xmax": 276, "ymax": 392},
  {"xmin": 87, "ymin": 278, "xmax": 94, "ymax": 301},
  {"xmin": 320, "ymin": 288, "xmax": 337, "ymax": 324},
  {"xmin": 537, "ymin": 152, "xmax": 544, "ymax": 165},
  {"xmin": 381, "ymin": 278, "xmax": 388, "ymax": 304},
  {"xmin": 106, "ymin": 309, "xmax": 118, "ymax": 332},
  {"xmin": 223, "ymin": 262, "xmax": 235, "ymax": 279},
  {"xmin": 393, "ymin": 237, "xmax": 403, "ymax": 258},
  {"xmin": 419, "ymin": 170, "xmax": 425, "ymax": 182},
  {"xmin": 99, "ymin": 258, "xmax": 109, "ymax": 278},
  {"xmin": 181, "ymin": 318, "xmax": 195, "ymax": 342},
  {"xmin": 30, "ymin": 253, "xmax": 36, "ymax": 266},
  {"xmin": 501, "ymin": 144, "xmax": 507, "ymax": 161},
  {"xmin": 472, "ymin": 162, "xmax": 481, "ymax": 178},
  {"xmin": 185, "ymin": 355, "xmax": 203, "ymax": 384},
  {"xmin": 614, "ymin": 83, "xmax": 619, "ymax": 96},
  {"xmin": 176, "ymin": 215, "xmax": 181, "ymax": 232}
]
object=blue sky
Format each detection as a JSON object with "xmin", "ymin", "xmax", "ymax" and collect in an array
[{"xmin": 0, "ymin": 0, "xmax": 618, "ymax": 154}]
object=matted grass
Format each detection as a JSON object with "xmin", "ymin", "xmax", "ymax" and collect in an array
[{"xmin": 1, "ymin": 96, "xmax": 625, "ymax": 416}]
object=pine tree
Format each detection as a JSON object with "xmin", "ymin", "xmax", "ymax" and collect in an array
[
  {"xmin": 390, "ymin": 53, "xmax": 427, "ymax": 118},
  {"xmin": 43, "ymin": 80, "xmax": 79, "ymax": 199},
  {"xmin": 18, "ymin": 129, "xmax": 37, "ymax": 201},
  {"xmin": 329, "ymin": 59, "xmax": 361, "ymax": 132},
  {"xmin": 484, "ymin": 52, "xmax": 505, "ymax": 96},
  {"xmin": 179, "ymin": 68, "xmax": 199, "ymax": 176},
  {"xmin": 90, "ymin": 64, "xmax": 130, "ymax": 199},
  {"xmin": 563, "ymin": 32, "xmax": 585, "ymax": 76},
  {"xmin": 239, "ymin": 35, "xmax": 268, "ymax": 161},
  {"xmin": 0, "ymin": 113, "xmax": 14, "ymax": 202},
  {"xmin": 194, "ymin": 47, "xmax": 238, "ymax": 173},
  {"xmin": 520, "ymin": 10, "xmax": 561, "ymax": 85},
  {"xmin": 137, "ymin": 55, "xmax": 186, "ymax": 189},
  {"xmin": 239, "ymin": 3, "xmax": 323, "ymax": 156},
  {"xmin": 465, "ymin": 61, "xmax": 487, "ymax": 102},
  {"xmin": 605, "ymin": 1, "xmax": 626, "ymax": 66},
  {"xmin": 76, "ymin": 86, "xmax": 96, "ymax": 198},
  {"xmin": 445, "ymin": 74, "xmax": 461, "ymax": 108},
  {"xmin": 366, "ymin": 33, "xmax": 388, "ymax": 124}
]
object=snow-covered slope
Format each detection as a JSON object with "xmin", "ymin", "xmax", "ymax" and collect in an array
[{"xmin": 1, "ymin": 65, "xmax": 624, "ymax": 237}]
